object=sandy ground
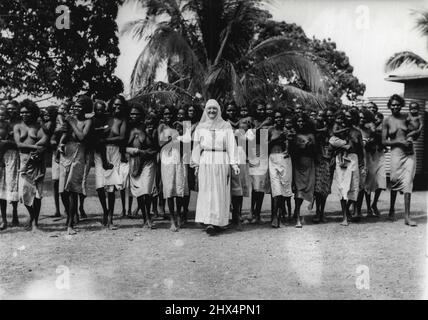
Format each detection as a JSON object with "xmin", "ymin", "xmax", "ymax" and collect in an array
[{"xmin": 0, "ymin": 168, "xmax": 427, "ymax": 300}]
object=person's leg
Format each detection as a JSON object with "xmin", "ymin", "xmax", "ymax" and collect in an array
[
  {"xmin": 167, "ymin": 197, "xmax": 178, "ymax": 232},
  {"xmin": 11, "ymin": 201, "xmax": 19, "ymax": 226},
  {"xmin": 388, "ymin": 190, "xmax": 397, "ymax": 221},
  {"xmin": 0, "ymin": 199, "xmax": 7, "ymax": 230},
  {"xmin": 365, "ymin": 191, "xmax": 373, "ymax": 216},
  {"xmin": 159, "ymin": 195, "xmax": 167, "ymax": 218},
  {"xmin": 128, "ymin": 196, "xmax": 133, "ymax": 216},
  {"xmin": 313, "ymin": 193, "xmax": 321, "ymax": 223},
  {"xmin": 79, "ymin": 194, "xmax": 87, "ymax": 218},
  {"xmin": 285, "ymin": 197, "xmax": 292, "ymax": 221},
  {"xmin": 53, "ymin": 180, "xmax": 61, "ymax": 217},
  {"xmin": 340, "ymin": 198, "xmax": 348, "ymax": 226},
  {"xmin": 294, "ymin": 197, "xmax": 303, "ymax": 228},
  {"xmin": 271, "ymin": 196, "xmax": 280, "ymax": 228},
  {"xmin": 96, "ymin": 188, "xmax": 108, "ymax": 226},
  {"xmin": 176, "ymin": 197, "xmax": 183, "ymax": 227},
  {"xmin": 371, "ymin": 189, "xmax": 382, "ymax": 216},
  {"xmin": 249, "ymin": 190, "xmax": 256, "ymax": 221},
  {"xmin": 24, "ymin": 205, "xmax": 35, "ymax": 231},
  {"xmin": 182, "ymin": 194, "xmax": 190, "ymax": 224},
  {"xmin": 319, "ymin": 195, "xmax": 327, "ymax": 222},
  {"xmin": 67, "ymin": 192, "xmax": 78, "ymax": 235},
  {"xmin": 120, "ymin": 190, "xmax": 126, "ymax": 217},
  {"xmin": 143, "ymin": 195, "xmax": 155, "ymax": 228},
  {"xmin": 137, "ymin": 196, "xmax": 146, "ymax": 227},
  {"xmin": 61, "ymin": 191, "xmax": 70, "ymax": 226},
  {"xmin": 107, "ymin": 191, "xmax": 117, "ymax": 229},
  {"xmin": 151, "ymin": 196, "xmax": 159, "ymax": 217},
  {"xmin": 33, "ymin": 198, "xmax": 41, "ymax": 228},
  {"xmin": 404, "ymin": 193, "xmax": 416, "ymax": 226},
  {"xmin": 355, "ymin": 190, "xmax": 364, "ymax": 220},
  {"xmin": 251, "ymin": 192, "xmax": 264, "ymax": 224},
  {"xmin": 231, "ymin": 196, "xmax": 243, "ymax": 230},
  {"xmin": 99, "ymin": 145, "xmax": 113, "ymax": 170}
]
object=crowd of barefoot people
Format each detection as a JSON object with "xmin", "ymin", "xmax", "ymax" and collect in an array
[{"xmin": 0, "ymin": 93, "xmax": 422, "ymax": 235}]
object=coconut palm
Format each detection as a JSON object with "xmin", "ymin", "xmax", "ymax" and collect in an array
[
  {"xmin": 385, "ymin": 10, "xmax": 428, "ymax": 72},
  {"xmin": 121, "ymin": 0, "xmax": 330, "ymax": 108}
]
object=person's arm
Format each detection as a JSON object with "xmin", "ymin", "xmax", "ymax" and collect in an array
[
  {"xmin": 104, "ymin": 119, "xmax": 126, "ymax": 145},
  {"xmin": 381, "ymin": 118, "xmax": 404, "ymax": 148},
  {"xmin": 13, "ymin": 124, "xmax": 40, "ymax": 151},
  {"xmin": 35, "ymin": 126, "xmax": 48, "ymax": 147},
  {"xmin": 406, "ymin": 117, "xmax": 423, "ymax": 140},
  {"xmin": 67, "ymin": 116, "xmax": 92, "ymax": 142}
]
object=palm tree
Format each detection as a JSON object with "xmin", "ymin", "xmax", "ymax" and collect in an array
[
  {"xmin": 385, "ymin": 9, "xmax": 428, "ymax": 72},
  {"xmin": 120, "ymin": 0, "xmax": 330, "ymax": 108}
]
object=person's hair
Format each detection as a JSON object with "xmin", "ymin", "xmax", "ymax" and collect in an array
[
  {"xmin": 346, "ymin": 108, "xmax": 360, "ymax": 126},
  {"xmin": 7, "ymin": 100, "xmax": 20, "ymax": 110},
  {"xmin": 409, "ymin": 102, "xmax": 420, "ymax": 110},
  {"xmin": 20, "ymin": 99, "xmax": 40, "ymax": 120},
  {"xmin": 186, "ymin": 103, "xmax": 202, "ymax": 122},
  {"xmin": 367, "ymin": 101, "xmax": 378, "ymax": 111},
  {"xmin": 45, "ymin": 105, "xmax": 58, "ymax": 118},
  {"xmin": 94, "ymin": 99, "xmax": 107, "ymax": 111},
  {"xmin": 387, "ymin": 94, "xmax": 405, "ymax": 109},
  {"xmin": 129, "ymin": 101, "xmax": 145, "ymax": 115},
  {"xmin": 375, "ymin": 112, "xmax": 384, "ymax": 120},
  {"xmin": 360, "ymin": 108, "xmax": 375, "ymax": 123},
  {"xmin": 0, "ymin": 105, "xmax": 7, "ymax": 114},
  {"xmin": 145, "ymin": 114, "xmax": 155, "ymax": 124},
  {"xmin": 293, "ymin": 113, "xmax": 314, "ymax": 133},
  {"xmin": 108, "ymin": 95, "xmax": 129, "ymax": 116},
  {"xmin": 162, "ymin": 105, "xmax": 176, "ymax": 119},
  {"xmin": 75, "ymin": 94, "xmax": 93, "ymax": 114}
]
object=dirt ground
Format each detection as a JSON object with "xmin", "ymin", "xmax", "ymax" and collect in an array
[{"xmin": 0, "ymin": 168, "xmax": 427, "ymax": 300}]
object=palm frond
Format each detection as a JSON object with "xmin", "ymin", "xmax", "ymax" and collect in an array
[
  {"xmin": 119, "ymin": 18, "xmax": 151, "ymax": 39},
  {"xmin": 248, "ymin": 52, "xmax": 328, "ymax": 96},
  {"xmin": 412, "ymin": 9, "xmax": 428, "ymax": 37},
  {"xmin": 246, "ymin": 36, "xmax": 308, "ymax": 59},
  {"xmin": 130, "ymin": 26, "xmax": 205, "ymax": 96},
  {"xmin": 385, "ymin": 51, "xmax": 428, "ymax": 72}
]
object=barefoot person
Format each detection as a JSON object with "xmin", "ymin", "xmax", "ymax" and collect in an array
[
  {"xmin": 95, "ymin": 95, "xmax": 129, "ymax": 229},
  {"xmin": 58, "ymin": 95, "xmax": 92, "ymax": 235},
  {"xmin": 331, "ymin": 109, "xmax": 361, "ymax": 226},
  {"xmin": 191, "ymin": 99, "xmax": 239, "ymax": 236},
  {"xmin": 248, "ymin": 102, "xmax": 271, "ymax": 223},
  {"xmin": 5, "ymin": 100, "xmax": 21, "ymax": 225},
  {"xmin": 13, "ymin": 99, "xmax": 48, "ymax": 231},
  {"xmin": 290, "ymin": 113, "xmax": 316, "ymax": 228},
  {"xmin": 0, "ymin": 106, "xmax": 19, "ymax": 230},
  {"xmin": 126, "ymin": 106, "xmax": 158, "ymax": 229},
  {"xmin": 382, "ymin": 94, "xmax": 417, "ymax": 226},
  {"xmin": 268, "ymin": 110, "xmax": 293, "ymax": 228},
  {"xmin": 158, "ymin": 105, "xmax": 189, "ymax": 232}
]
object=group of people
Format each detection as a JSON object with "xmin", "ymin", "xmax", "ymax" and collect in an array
[{"xmin": 0, "ymin": 93, "xmax": 422, "ymax": 236}]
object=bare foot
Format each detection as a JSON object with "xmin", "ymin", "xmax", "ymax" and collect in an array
[
  {"xmin": 79, "ymin": 208, "xmax": 87, "ymax": 219},
  {"xmin": 67, "ymin": 227, "xmax": 77, "ymax": 235},
  {"xmin": 11, "ymin": 219, "xmax": 19, "ymax": 227},
  {"xmin": 371, "ymin": 205, "xmax": 380, "ymax": 217},
  {"xmin": 121, "ymin": 210, "xmax": 126, "ymax": 218},
  {"xmin": 387, "ymin": 212, "xmax": 396, "ymax": 221},
  {"xmin": 108, "ymin": 224, "xmax": 118, "ymax": 230},
  {"xmin": 340, "ymin": 219, "xmax": 349, "ymax": 226},
  {"xmin": 271, "ymin": 215, "xmax": 279, "ymax": 228},
  {"xmin": 405, "ymin": 218, "xmax": 417, "ymax": 227},
  {"xmin": 170, "ymin": 224, "xmax": 178, "ymax": 232},
  {"xmin": 0, "ymin": 222, "xmax": 7, "ymax": 231},
  {"xmin": 295, "ymin": 218, "xmax": 302, "ymax": 228},
  {"xmin": 52, "ymin": 212, "xmax": 61, "ymax": 218}
]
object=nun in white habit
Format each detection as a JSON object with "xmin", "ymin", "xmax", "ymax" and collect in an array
[{"xmin": 191, "ymin": 99, "xmax": 240, "ymax": 235}]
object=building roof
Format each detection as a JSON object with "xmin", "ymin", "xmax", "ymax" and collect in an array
[{"xmin": 385, "ymin": 62, "xmax": 428, "ymax": 83}]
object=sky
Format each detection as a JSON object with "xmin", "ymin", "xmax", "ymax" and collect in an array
[{"xmin": 115, "ymin": 0, "xmax": 428, "ymax": 99}]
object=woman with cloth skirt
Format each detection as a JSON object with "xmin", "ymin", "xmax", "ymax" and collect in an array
[
  {"xmin": 58, "ymin": 95, "xmax": 92, "ymax": 235},
  {"xmin": 158, "ymin": 105, "xmax": 189, "ymax": 232},
  {"xmin": 126, "ymin": 105, "xmax": 158, "ymax": 229},
  {"xmin": 94, "ymin": 95, "xmax": 129, "ymax": 229},
  {"xmin": 248, "ymin": 102, "xmax": 271, "ymax": 224},
  {"xmin": 4, "ymin": 100, "xmax": 21, "ymax": 226},
  {"xmin": 191, "ymin": 99, "xmax": 240, "ymax": 236},
  {"xmin": 268, "ymin": 110, "xmax": 293, "ymax": 228},
  {"xmin": 230, "ymin": 117, "xmax": 253, "ymax": 230},
  {"xmin": 13, "ymin": 99, "xmax": 48, "ymax": 232},
  {"xmin": 382, "ymin": 94, "xmax": 417, "ymax": 226},
  {"xmin": 330, "ymin": 109, "xmax": 361, "ymax": 226},
  {"xmin": 290, "ymin": 113, "xmax": 316, "ymax": 228}
]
